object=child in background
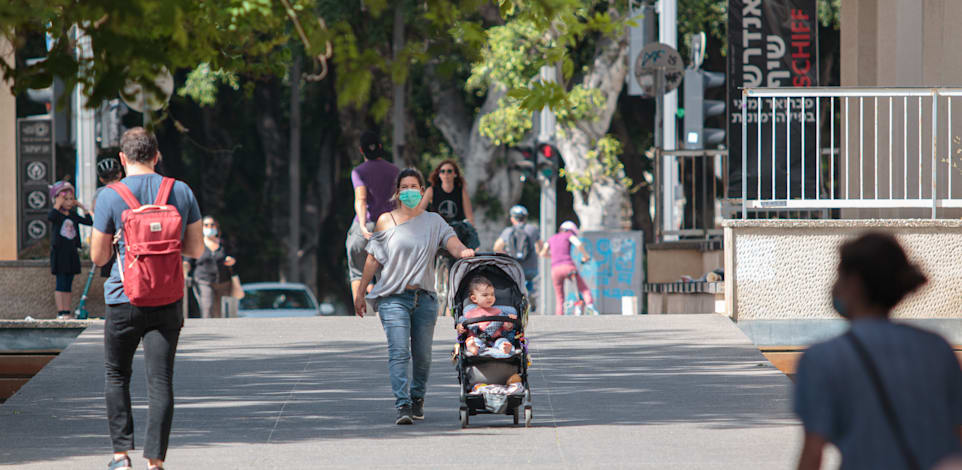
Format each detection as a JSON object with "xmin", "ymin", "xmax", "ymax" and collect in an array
[
  {"xmin": 91, "ymin": 158, "xmax": 124, "ymax": 277},
  {"xmin": 48, "ymin": 181, "xmax": 93, "ymax": 319},
  {"xmin": 457, "ymin": 276, "xmax": 517, "ymax": 356}
]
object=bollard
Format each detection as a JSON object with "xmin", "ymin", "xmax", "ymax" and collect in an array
[{"xmin": 622, "ymin": 296, "xmax": 638, "ymax": 316}]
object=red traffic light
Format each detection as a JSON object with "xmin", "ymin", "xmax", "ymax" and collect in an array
[{"xmin": 539, "ymin": 144, "xmax": 553, "ymax": 158}]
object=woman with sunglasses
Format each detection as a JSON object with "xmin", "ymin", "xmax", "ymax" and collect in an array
[
  {"xmin": 184, "ymin": 216, "xmax": 237, "ymax": 318},
  {"xmin": 423, "ymin": 160, "xmax": 480, "ymax": 249}
]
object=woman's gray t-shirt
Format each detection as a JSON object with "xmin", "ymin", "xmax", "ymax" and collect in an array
[
  {"xmin": 794, "ymin": 319, "xmax": 962, "ymax": 469},
  {"xmin": 365, "ymin": 211, "xmax": 457, "ymax": 300}
]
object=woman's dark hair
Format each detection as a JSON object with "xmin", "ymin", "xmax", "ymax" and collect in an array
[
  {"xmin": 393, "ymin": 167, "xmax": 426, "ymax": 207},
  {"xmin": 428, "ymin": 159, "xmax": 465, "ymax": 190},
  {"xmin": 838, "ymin": 232, "xmax": 927, "ymax": 310}
]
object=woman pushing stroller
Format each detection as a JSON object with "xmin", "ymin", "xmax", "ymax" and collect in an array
[{"xmin": 353, "ymin": 167, "xmax": 475, "ymax": 425}]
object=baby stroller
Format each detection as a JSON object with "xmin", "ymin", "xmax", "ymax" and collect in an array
[{"xmin": 448, "ymin": 253, "xmax": 532, "ymax": 428}]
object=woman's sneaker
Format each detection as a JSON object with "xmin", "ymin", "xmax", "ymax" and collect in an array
[
  {"xmin": 107, "ymin": 456, "xmax": 132, "ymax": 470},
  {"xmin": 396, "ymin": 405, "xmax": 414, "ymax": 425},
  {"xmin": 411, "ymin": 398, "xmax": 424, "ymax": 420}
]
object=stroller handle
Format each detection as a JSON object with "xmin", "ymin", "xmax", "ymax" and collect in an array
[{"xmin": 459, "ymin": 315, "xmax": 522, "ymax": 328}]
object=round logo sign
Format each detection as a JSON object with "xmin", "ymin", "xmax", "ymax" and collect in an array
[
  {"xmin": 26, "ymin": 161, "xmax": 46, "ymax": 181},
  {"xmin": 27, "ymin": 219, "xmax": 47, "ymax": 240},
  {"xmin": 23, "ymin": 121, "xmax": 50, "ymax": 137},
  {"xmin": 27, "ymin": 190, "xmax": 47, "ymax": 210},
  {"xmin": 634, "ymin": 43, "xmax": 684, "ymax": 97}
]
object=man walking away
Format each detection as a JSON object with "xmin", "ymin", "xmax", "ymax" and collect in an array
[
  {"xmin": 493, "ymin": 205, "xmax": 543, "ymax": 293},
  {"xmin": 347, "ymin": 130, "xmax": 400, "ymax": 300},
  {"xmin": 91, "ymin": 127, "xmax": 204, "ymax": 470}
]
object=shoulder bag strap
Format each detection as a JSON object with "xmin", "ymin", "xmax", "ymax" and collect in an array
[
  {"xmin": 108, "ymin": 182, "xmax": 141, "ymax": 210},
  {"xmin": 154, "ymin": 177, "xmax": 175, "ymax": 205},
  {"xmin": 846, "ymin": 330, "xmax": 922, "ymax": 470}
]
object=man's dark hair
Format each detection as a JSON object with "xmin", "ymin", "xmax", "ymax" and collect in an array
[
  {"xmin": 120, "ymin": 127, "xmax": 159, "ymax": 164},
  {"xmin": 839, "ymin": 232, "xmax": 927, "ymax": 310},
  {"xmin": 360, "ymin": 130, "xmax": 385, "ymax": 160}
]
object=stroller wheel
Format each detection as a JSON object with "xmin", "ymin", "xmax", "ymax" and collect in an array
[
  {"xmin": 513, "ymin": 407, "xmax": 520, "ymax": 425},
  {"xmin": 524, "ymin": 406, "xmax": 532, "ymax": 427},
  {"xmin": 459, "ymin": 407, "xmax": 469, "ymax": 428}
]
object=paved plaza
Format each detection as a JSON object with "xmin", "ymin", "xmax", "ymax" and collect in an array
[{"xmin": 0, "ymin": 315, "xmax": 819, "ymax": 469}]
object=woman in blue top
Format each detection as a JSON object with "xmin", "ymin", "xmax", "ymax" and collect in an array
[{"xmin": 354, "ymin": 167, "xmax": 475, "ymax": 425}]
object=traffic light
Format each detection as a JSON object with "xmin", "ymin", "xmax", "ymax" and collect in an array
[
  {"xmin": 22, "ymin": 58, "xmax": 53, "ymax": 117},
  {"xmin": 536, "ymin": 143, "xmax": 560, "ymax": 181},
  {"xmin": 682, "ymin": 69, "xmax": 726, "ymax": 149},
  {"xmin": 511, "ymin": 146, "xmax": 537, "ymax": 182}
]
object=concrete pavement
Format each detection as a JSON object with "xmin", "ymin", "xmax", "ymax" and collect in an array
[{"xmin": 0, "ymin": 315, "xmax": 821, "ymax": 469}]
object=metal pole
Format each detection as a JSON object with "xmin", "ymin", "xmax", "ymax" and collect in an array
[
  {"xmin": 656, "ymin": 68, "xmax": 674, "ymax": 236},
  {"xmin": 659, "ymin": 0, "xmax": 678, "ymax": 235},
  {"xmin": 73, "ymin": 26, "xmax": 96, "ymax": 242},
  {"xmin": 742, "ymin": 93, "xmax": 747, "ymax": 219},
  {"xmin": 659, "ymin": 0, "xmax": 677, "ymax": 153},
  {"xmin": 932, "ymin": 95, "xmax": 938, "ymax": 218},
  {"xmin": 538, "ymin": 65, "xmax": 557, "ymax": 315}
]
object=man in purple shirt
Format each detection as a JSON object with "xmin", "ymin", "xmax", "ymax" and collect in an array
[{"xmin": 347, "ymin": 131, "xmax": 400, "ymax": 300}]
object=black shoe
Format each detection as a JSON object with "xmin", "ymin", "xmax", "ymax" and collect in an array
[
  {"xmin": 411, "ymin": 398, "xmax": 424, "ymax": 420},
  {"xmin": 396, "ymin": 405, "xmax": 414, "ymax": 425},
  {"xmin": 107, "ymin": 456, "xmax": 132, "ymax": 470}
]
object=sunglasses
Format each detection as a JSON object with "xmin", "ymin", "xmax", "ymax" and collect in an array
[{"xmin": 439, "ymin": 169, "xmax": 456, "ymax": 174}]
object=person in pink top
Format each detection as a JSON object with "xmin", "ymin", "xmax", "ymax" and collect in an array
[
  {"xmin": 457, "ymin": 276, "xmax": 516, "ymax": 355},
  {"xmin": 539, "ymin": 220, "xmax": 594, "ymax": 316}
]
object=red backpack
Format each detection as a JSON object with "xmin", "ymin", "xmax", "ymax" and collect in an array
[{"xmin": 109, "ymin": 177, "xmax": 184, "ymax": 306}]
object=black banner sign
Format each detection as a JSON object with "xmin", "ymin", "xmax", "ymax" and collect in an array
[
  {"xmin": 17, "ymin": 118, "xmax": 55, "ymax": 251},
  {"xmin": 727, "ymin": 0, "xmax": 819, "ymax": 198}
]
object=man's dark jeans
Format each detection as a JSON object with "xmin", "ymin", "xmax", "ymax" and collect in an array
[{"xmin": 104, "ymin": 301, "xmax": 183, "ymax": 461}]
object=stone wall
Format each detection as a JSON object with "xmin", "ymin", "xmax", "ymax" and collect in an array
[
  {"xmin": 0, "ymin": 261, "xmax": 106, "ymax": 320},
  {"xmin": 724, "ymin": 219, "xmax": 962, "ymax": 321}
]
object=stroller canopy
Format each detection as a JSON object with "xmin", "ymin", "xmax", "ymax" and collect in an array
[{"xmin": 447, "ymin": 254, "xmax": 528, "ymax": 305}]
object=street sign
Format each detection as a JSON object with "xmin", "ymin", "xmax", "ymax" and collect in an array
[
  {"xmin": 17, "ymin": 117, "xmax": 55, "ymax": 251},
  {"xmin": 26, "ymin": 191, "xmax": 47, "ymax": 210},
  {"xmin": 121, "ymin": 67, "xmax": 174, "ymax": 113},
  {"xmin": 634, "ymin": 42, "xmax": 684, "ymax": 97},
  {"xmin": 26, "ymin": 219, "xmax": 47, "ymax": 240},
  {"xmin": 26, "ymin": 161, "xmax": 47, "ymax": 181}
]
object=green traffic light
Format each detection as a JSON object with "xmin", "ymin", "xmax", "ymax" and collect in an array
[{"xmin": 676, "ymin": 108, "xmax": 685, "ymax": 119}]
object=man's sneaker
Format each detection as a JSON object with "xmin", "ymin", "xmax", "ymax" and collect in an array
[
  {"xmin": 107, "ymin": 456, "xmax": 132, "ymax": 470},
  {"xmin": 396, "ymin": 405, "xmax": 414, "ymax": 425},
  {"xmin": 411, "ymin": 398, "xmax": 424, "ymax": 420}
]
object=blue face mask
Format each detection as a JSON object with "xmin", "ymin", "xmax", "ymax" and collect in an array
[
  {"xmin": 398, "ymin": 189, "xmax": 422, "ymax": 209},
  {"xmin": 203, "ymin": 227, "xmax": 218, "ymax": 238},
  {"xmin": 832, "ymin": 295, "xmax": 850, "ymax": 318}
]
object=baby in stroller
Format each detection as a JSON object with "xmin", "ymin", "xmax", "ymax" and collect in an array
[{"xmin": 457, "ymin": 276, "xmax": 518, "ymax": 357}]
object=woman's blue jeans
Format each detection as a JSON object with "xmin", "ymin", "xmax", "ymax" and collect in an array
[{"xmin": 377, "ymin": 289, "xmax": 438, "ymax": 408}]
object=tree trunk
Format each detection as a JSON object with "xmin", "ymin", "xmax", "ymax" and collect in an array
[
  {"xmin": 431, "ymin": 82, "xmax": 525, "ymax": 247},
  {"xmin": 555, "ymin": 27, "xmax": 632, "ymax": 231},
  {"xmin": 253, "ymin": 79, "xmax": 288, "ymax": 280},
  {"xmin": 288, "ymin": 55, "xmax": 302, "ymax": 283}
]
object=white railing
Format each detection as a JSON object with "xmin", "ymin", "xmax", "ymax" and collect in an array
[{"xmin": 738, "ymin": 87, "xmax": 962, "ymax": 218}]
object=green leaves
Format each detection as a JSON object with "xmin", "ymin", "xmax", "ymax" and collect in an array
[{"xmin": 561, "ymin": 135, "xmax": 633, "ymax": 194}]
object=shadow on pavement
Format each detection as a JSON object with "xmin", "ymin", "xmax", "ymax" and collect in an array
[{"xmin": 0, "ymin": 318, "xmax": 796, "ymax": 466}]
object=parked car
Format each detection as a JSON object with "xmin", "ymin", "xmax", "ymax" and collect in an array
[{"xmin": 237, "ymin": 282, "xmax": 334, "ymax": 318}]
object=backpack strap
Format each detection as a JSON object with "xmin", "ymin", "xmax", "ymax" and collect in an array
[
  {"xmin": 846, "ymin": 330, "xmax": 922, "ymax": 470},
  {"xmin": 154, "ymin": 177, "xmax": 175, "ymax": 205},
  {"xmin": 108, "ymin": 182, "xmax": 142, "ymax": 210}
]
